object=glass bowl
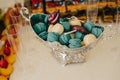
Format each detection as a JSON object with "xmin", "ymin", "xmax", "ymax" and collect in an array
[
  {"xmin": 28, "ymin": 13, "xmax": 104, "ymax": 65},
  {"xmin": 20, "ymin": 7, "xmax": 105, "ymax": 65}
]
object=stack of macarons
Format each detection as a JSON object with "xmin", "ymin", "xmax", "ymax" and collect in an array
[{"xmin": 30, "ymin": 11, "xmax": 104, "ymax": 49}]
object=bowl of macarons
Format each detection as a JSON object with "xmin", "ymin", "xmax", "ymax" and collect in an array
[{"xmin": 28, "ymin": 10, "xmax": 104, "ymax": 65}]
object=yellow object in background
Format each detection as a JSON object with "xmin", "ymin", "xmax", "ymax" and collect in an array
[
  {"xmin": 5, "ymin": 54, "xmax": 16, "ymax": 64},
  {"xmin": 0, "ymin": 64, "xmax": 13, "ymax": 76},
  {"xmin": 0, "ymin": 75, "xmax": 7, "ymax": 80}
]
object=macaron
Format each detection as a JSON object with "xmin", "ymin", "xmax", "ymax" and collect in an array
[
  {"xmin": 97, "ymin": 26, "xmax": 104, "ymax": 32},
  {"xmin": 30, "ymin": 14, "xmax": 42, "ymax": 26},
  {"xmin": 91, "ymin": 26, "xmax": 103, "ymax": 38},
  {"xmin": 69, "ymin": 16, "xmax": 81, "ymax": 26},
  {"xmin": 59, "ymin": 34, "xmax": 71, "ymax": 45},
  {"xmin": 47, "ymin": 32, "xmax": 59, "ymax": 42},
  {"xmin": 68, "ymin": 39, "xmax": 81, "ymax": 48},
  {"xmin": 33, "ymin": 22, "xmax": 47, "ymax": 34},
  {"xmin": 48, "ymin": 24, "xmax": 54, "ymax": 33},
  {"xmin": 38, "ymin": 31, "xmax": 48, "ymax": 40},
  {"xmin": 30, "ymin": 14, "xmax": 48, "ymax": 26},
  {"xmin": 61, "ymin": 22, "xmax": 71, "ymax": 32},
  {"xmin": 43, "ymin": 14, "xmax": 49, "ymax": 23},
  {"xmin": 83, "ymin": 22, "xmax": 95, "ymax": 32},
  {"xmin": 59, "ymin": 18, "xmax": 69, "ymax": 23},
  {"xmin": 74, "ymin": 31, "xmax": 85, "ymax": 40},
  {"xmin": 51, "ymin": 23, "xmax": 64, "ymax": 35},
  {"xmin": 68, "ymin": 44, "xmax": 81, "ymax": 48},
  {"xmin": 83, "ymin": 34, "xmax": 97, "ymax": 45}
]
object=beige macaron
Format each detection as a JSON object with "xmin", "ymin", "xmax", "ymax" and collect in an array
[
  {"xmin": 48, "ymin": 23, "xmax": 64, "ymax": 35},
  {"xmin": 48, "ymin": 24, "xmax": 54, "ymax": 33},
  {"xmin": 69, "ymin": 16, "xmax": 81, "ymax": 26},
  {"xmin": 83, "ymin": 34, "xmax": 97, "ymax": 46}
]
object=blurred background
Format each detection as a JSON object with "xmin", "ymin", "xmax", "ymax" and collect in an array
[{"xmin": 22, "ymin": 0, "xmax": 120, "ymax": 23}]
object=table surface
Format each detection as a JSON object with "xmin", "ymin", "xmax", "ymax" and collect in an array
[{"xmin": 9, "ymin": 24, "xmax": 120, "ymax": 80}]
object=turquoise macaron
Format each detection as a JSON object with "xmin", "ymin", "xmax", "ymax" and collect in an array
[
  {"xmin": 68, "ymin": 39, "xmax": 81, "ymax": 48},
  {"xmin": 47, "ymin": 32, "xmax": 59, "ymax": 42},
  {"xmin": 68, "ymin": 44, "xmax": 81, "ymax": 48},
  {"xmin": 33, "ymin": 22, "xmax": 47, "ymax": 34},
  {"xmin": 59, "ymin": 34, "xmax": 71, "ymax": 45},
  {"xmin": 30, "ymin": 14, "xmax": 48, "ymax": 26},
  {"xmin": 74, "ymin": 31, "xmax": 85, "ymax": 40},
  {"xmin": 61, "ymin": 22, "xmax": 71, "ymax": 32},
  {"xmin": 96, "ymin": 26, "xmax": 104, "ymax": 32},
  {"xmin": 91, "ymin": 26, "xmax": 104, "ymax": 38},
  {"xmin": 38, "ymin": 31, "xmax": 48, "ymax": 40},
  {"xmin": 83, "ymin": 22, "xmax": 95, "ymax": 32},
  {"xmin": 59, "ymin": 18, "xmax": 69, "ymax": 23}
]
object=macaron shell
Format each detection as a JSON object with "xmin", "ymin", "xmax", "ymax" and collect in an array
[
  {"xmin": 61, "ymin": 22, "xmax": 71, "ymax": 32},
  {"xmin": 69, "ymin": 39, "xmax": 81, "ymax": 44},
  {"xmin": 59, "ymin": 18, "xmax": 69, "ymax": 23},
  {"xmin": 47, "ymin": 32, "xmax": 59, "ymax": 42},
  {"xmin": 68, "ymin": 39, "xmax": 81, "ymax": 48},
  {"xmin": 30, "ymin": 14, "xmax": 49, "ymax": 26},
  {"xmin": 59, "ymin": 34, "xmax": 71, "ymax": 45},
  {"xmin": 38, "ymin": 31, "xmax": 48, "ymax": 40},
  {"xmin": 30, "ymin": 14, "xmax": 46, "ymax": 26},
  {"xmin": 83, "ymin": 34, "xmax": 97, "ymax": 45},
  {"xmin": 51, "ymin": 23, "xmax": 64, "ymax": 35},
  {"xmin": 48, "ymin": 24, "xmax": 54, "ymax": 33},
  {"xmin": 33, "ymin": 22, "xmax": 47, "ymax": 34},
  {"xmin": 83, "ymin": 22, "xmax": 95, "ymax": 32},
  {"xmin": 74, "ymin": 31, "xmax": 85, "ymax": 40},
  {"xmin": 69, "ymin": 19, "xmax": 81, "ymax": 26},
  {"xmin": 68, "ymin": 44, "xmax": 81, "ymax": 48},
  {"xmin": 92, "ymin": 27, "xmax": 103, "ymax": 38},
  {"xmin": 43, "ymin": 14, "xmax": 49, "ymax": 23}
]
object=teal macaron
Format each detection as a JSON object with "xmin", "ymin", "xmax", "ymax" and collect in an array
[
  {"xmin": 68, "ymin": 39, "xmax": 81, "ymax": 48},
  {"xmin": 47, "ymin": 32, "xmax": 59, "ymax": 42},
  {"xmin": 59, "ymin": 34, "xmax": 71, "ymax": 45},
  {"xmin": 38, "ymin": 31, "xmax": 48, "ymax": 40},
  {"xmin": 83, "ymin": 22, "xmax": 95, "ymax": 32},
  {"xmin": 68, "ymin": 44, "xmax": 81, "ymax": 48},
  {"xmin": 91, "ymin": 26, "xmax": 104, "ymax": 38},
  {"xmin": 61, "ymin": 22, "xmax": 71, "ymax": 32},
  {"xmin": 33, "ymin": 22, "xmax": 47, "ymax": 34},
  {"xmin": 96, "ymin": 26, "xmax": 104, "ymax": 32},
  {"xmin": 43, "ymin": 14, "xmax": 49, "ymax": 23},
  {"xmin": 30, "ymin": 14, "xmax": 48, "ymax": 26},
  {"xmin": 74, "ymin": 31, "xmax": 85, "ymax": 40},
  {"xmin": 59, "ymin": 18, "xmax": 69, "ymax": 23},
  {"xmin": 30, "ymin": 14, "xmax": 40, "ymax": 26}
]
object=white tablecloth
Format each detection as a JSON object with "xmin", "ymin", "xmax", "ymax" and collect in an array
[
  {"xmin": 0, "ymin": 1, "xmax": 120, "ymax": 80},
  {"xmin": 10, "ymin": 25, "xmax": 120, "ymax": 80}
]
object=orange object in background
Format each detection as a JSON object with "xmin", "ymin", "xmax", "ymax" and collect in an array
[{"xmin": 0, "ymin": 2, "xmax": 21, "ymax": 80}]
